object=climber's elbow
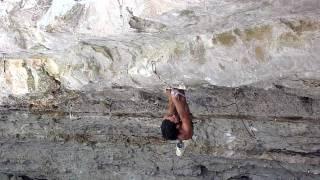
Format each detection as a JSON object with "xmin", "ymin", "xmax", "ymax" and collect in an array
[{"xmin": 179, "ymin": 128, "xmax": 193, "ymax": 140}]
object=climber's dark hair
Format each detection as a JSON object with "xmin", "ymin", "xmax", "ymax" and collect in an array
[{"xmin": 161, "ymin": 119, "xmax": 178, "ymax": 140}]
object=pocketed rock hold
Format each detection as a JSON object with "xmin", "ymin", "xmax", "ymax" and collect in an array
[{"xmin": 129, "ymin": 16, "xmax": 167, "ymax": 33}]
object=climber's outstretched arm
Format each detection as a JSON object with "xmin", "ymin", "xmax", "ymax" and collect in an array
[
  {"xmin": 171, "ymin": 93, "xmax": 193, "ymax": 140},
  {"xmin": 164, "ymin": 89, "xmax": 178, "ymax": 118}
]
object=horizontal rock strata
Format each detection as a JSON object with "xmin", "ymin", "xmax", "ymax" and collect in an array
[
  {"xmin": 1, "ymin": 0, "xmax": 320, "ymax": 179},
  {"xmin": 0, "ymin": 86, "xmax": 319, "ymax": 179}
]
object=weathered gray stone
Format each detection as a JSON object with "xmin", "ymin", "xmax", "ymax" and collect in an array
[
  {"xmin": 0, "ymin": 86, "xmax": 319, "ymax": 179},
  {"xmin": 0, "ymin": 0, "xmax": 320, "ymax": 179}
]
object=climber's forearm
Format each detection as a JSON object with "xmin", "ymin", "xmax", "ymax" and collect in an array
[
  {"xmin": 171, "ymin": 95, "xmax": 190, "ymax": 120},
  {"xmin": 166, "ymin": 90, "xmax": 178, "ymax": 116},
  {"xmin": 167, "ymin": 97, "xmax": 178, "ymax": 115}
]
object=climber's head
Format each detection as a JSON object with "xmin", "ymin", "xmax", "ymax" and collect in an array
[{"xmin": 161, "ymin": 119, "xmax": 179, "ymax": 140}]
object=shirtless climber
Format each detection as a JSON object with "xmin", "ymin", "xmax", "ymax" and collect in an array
[{"xmin": 161, "ymin": 88, "xmax": 193, "ymax": 156}]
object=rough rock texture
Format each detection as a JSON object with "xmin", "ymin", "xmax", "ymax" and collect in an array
[
  {"xmin": 1, "ymin": 0, "xmax": 320, "ymax": 97},
  {"xmin": 0, "ymin": 0, "xmax": 320, "ymax": 179},
  {"xmin": 1, "ymin": 86, "xmax": 320, "ymax": 179}
]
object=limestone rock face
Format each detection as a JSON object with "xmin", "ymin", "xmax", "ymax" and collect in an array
[{"xmin": 0, "ymin": 0, "xmax": 320, "ymax": 179}]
